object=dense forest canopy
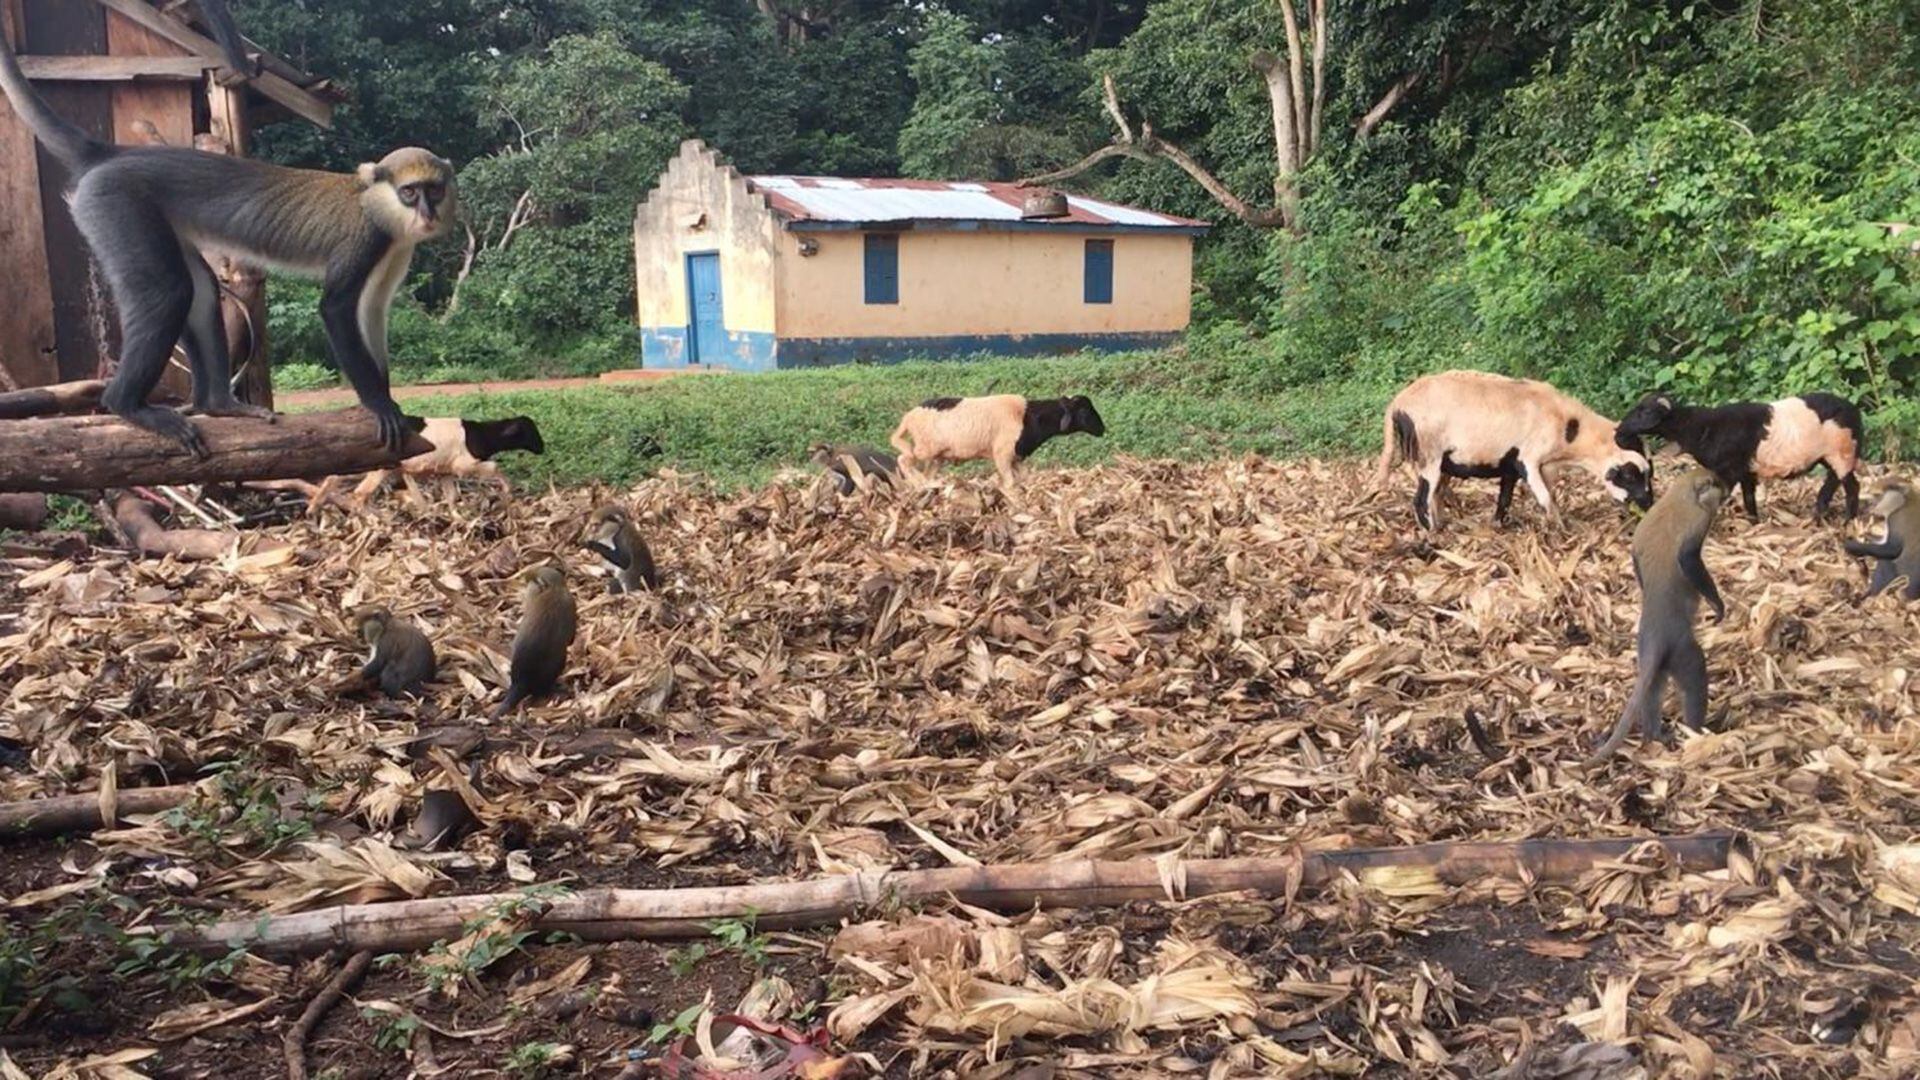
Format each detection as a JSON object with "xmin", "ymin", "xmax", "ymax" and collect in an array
[{"xmin": 236, "ymin": 0, "xmax": 1920, "ymax": 442}]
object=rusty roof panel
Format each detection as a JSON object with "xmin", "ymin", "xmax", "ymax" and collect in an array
[{"xmin": 747, "ymin": 175, "xmax": 1208, "ymax": 231}]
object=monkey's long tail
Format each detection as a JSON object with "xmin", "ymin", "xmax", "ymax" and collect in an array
[
  {"xmin": 1582, "ymin": 649, "xmax": 1664, "ymax": 768},
  {"xmin": 0, "ymin": 22, "xmax": 109, "ymax": 169}
]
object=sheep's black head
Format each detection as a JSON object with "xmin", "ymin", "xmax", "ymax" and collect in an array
[
  {"xmin": 1064, "ymin": 395, "xmax": 1106, "ymax": 438},
  {"xmin": 1616, "ymin": 394, "xmax": 1675, "ymax": 441},
  {"xmin": 463, "ymin": 416, "xmax": 545, "ymax": 461},
  {"xmin": 1606, "ymin": 457, "xmax": 1655, "ymax": 510}
]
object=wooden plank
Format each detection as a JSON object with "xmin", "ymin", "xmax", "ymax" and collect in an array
[
  {"xmin": 90, "ymin": 0, "xmax": 332, "ymax": 128},
  {"xmin": 16, "ymin": 53, "xmax": 206, "ymax": 80},
  {"xmin": 0, "ymin": 0, "xmax": 58, "ymax": 391},
  {"xmin": 22, "ymin": 0, "xmax": 116, "ymax": 384}
]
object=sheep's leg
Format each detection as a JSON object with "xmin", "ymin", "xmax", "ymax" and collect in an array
[
  {"xmin": 1413, "ymin": 461, "xmax": 1443, "ymax": 530},
  {"xmin": 1521, "ymin": 459, "xmax": 1556, "ymax": 523},
  {"xmin": 1842, "ymin": 471, "xmax": 1860, "ymax": 520},
  {"xmin": 1494, "ymin": 470, "xmax": 1518, "ymax": 523},
  {"xmin": 1739, "ymin": 476, "xmax": 1760, "ymax": 522},
  {"xmin": 350, "ymin": 470, "xmax": 391, "ymax": 510},
  {"xmin": 990, "ymin": 437, "xmax": 1021, "ymax": 491},
  {"xmin": 1814, "ymin": 465, "xmax": 1842, "ymax": 522}
]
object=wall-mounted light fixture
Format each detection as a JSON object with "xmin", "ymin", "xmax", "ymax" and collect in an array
[{"xmin": 797, "ymin": 237, "xmax": 820, "ymax": 256}]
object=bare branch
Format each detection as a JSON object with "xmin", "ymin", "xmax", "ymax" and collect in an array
[
  {"xmin": 1355, "ymin": 69, "xmax": 1422, "ymax": 140},
  {"xmin": 1275, "ymin": 0, "xmax": 1309, "ymax": 158},
  {"xmin": 1140, "ymin": 125, "xmax": 1288, "ymax": 228},
  {"xmin": 1308, "ymin": 0, "xmax": 1327, "ymax": 156},
  {"xmin": 1017, "ymin": 143, "xmax": 1147, "ymax": 188},
  {"xmin": 1100, "ymin": 72, "xmax": 1135, "ymax": 144}
]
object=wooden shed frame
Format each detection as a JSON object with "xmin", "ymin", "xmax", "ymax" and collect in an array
[{"xmin": 0, "ymin": 0, "xmax": 339, "ymax": 405}]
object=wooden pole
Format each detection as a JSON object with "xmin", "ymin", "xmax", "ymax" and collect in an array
[
  {"xmin": 0, "ymin": 411, "xmax": 430, "ymax": 492},
  {"xmin": 167, "ymin": 833, "xmax": 1735, "ymax": 956},
  {"xmin": 0, "ymin": 784, "xmax": 198, "ymax": 838},
  {"xmin": 0, "ymin": 379, "xmax": 106, "ymax": 420},
  {"xmin": 104, "ymin": 492, "xmax": 242, "ymax": 560}
]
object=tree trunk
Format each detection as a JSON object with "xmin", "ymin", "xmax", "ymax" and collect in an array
[{"xmin": 0, "ymin": 411, "xmax": 432, "ymax": 493}]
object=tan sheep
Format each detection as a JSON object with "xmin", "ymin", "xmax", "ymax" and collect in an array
[
  {"xmin": 1375, "ymin": 370, "xmax": 1653, "ymax": 530},
  {"xmin": 889, "ymin": 394, "xmax": 1105, "ymax": 487}
]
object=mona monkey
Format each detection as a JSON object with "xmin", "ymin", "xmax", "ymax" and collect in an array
[
  {"xmin": 1585, "ymin": 469, "xmax": 1727, "ymax": 766},
  {"xmin": 1844, "ymin": 478, "xmax": 1920, "ymax": 600},
  {"xmin": 581, "ymin": 506, "xmax": 659, "ymax": 593},
  {"xmin": 353, "ymin": 606, "xmax": 437, "ymax": 697},
  {"xmin": 809, "ymin": 443, "xmax": 900, "ymax": 495},
  {"xmin": 0, "ymin": 12, "xmax": 454, "ymax": 456},
  {"xmin": 495, "ymin": 565, "xmax": 577, "ymax": 717}
]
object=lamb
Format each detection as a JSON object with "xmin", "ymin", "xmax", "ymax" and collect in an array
[
  {"xmin": 1613, "ymin": 392, "xmax": 1864, "ymax": 521},
  {"xmin": 290, "ymin": 416, "xmax": 545, "ymax": 511},
  {"xmin": 889, "ymin": 394, "xmax": 1105, "ymax": 487},
  {"xmin": 1375, "ymin": 370, "xmax": 1653, "ymax": 530}
]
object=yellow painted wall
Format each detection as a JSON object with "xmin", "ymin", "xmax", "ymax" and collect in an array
[
  {"xmin": 633, "ymin": 141, "xmax": 779, "ymax": 337},
  {"xmin": 773, "ymin": 229, "xmax": 1193, "ymax": 339}
]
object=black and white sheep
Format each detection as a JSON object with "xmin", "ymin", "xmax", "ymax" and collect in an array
[
  {"xmin": 1613, "ymin": 392, "xmax": 1864, "ymax": 521},
  {"xmin": 1376, "ymin": 370, "xmax": 1654, "ymax": 530},
  {"xmin": 889, "ymin": 394, "xmax": 1105, "ymax": 487}
]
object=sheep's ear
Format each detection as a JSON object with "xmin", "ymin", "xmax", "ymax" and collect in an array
[
  {"xmin": 1655, "ymin": 395, "xmax": 1671, "ymax": 410},
  {"xmin": 1059, "ymin": 407, "xmax": 1074, "ymax": 433}
]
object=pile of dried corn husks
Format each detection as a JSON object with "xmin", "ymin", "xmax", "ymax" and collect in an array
[{"xmin": 2, "ymin": 457, "xmax": 1918, "ymax": 1076}]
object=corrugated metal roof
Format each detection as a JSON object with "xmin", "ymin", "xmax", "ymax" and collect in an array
[{"xmin": 746, "ymin": 175, "xmax": 1208, "ymax": 231}]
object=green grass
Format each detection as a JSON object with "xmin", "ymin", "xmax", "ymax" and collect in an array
[{"xmin": 289, "ymin": 348, "xmax": 1390, "ymax": 490}]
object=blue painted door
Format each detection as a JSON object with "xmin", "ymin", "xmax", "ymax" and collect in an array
[{"xmin": 685, "ymin": 253, "xmax": 724, "ymax": 365}]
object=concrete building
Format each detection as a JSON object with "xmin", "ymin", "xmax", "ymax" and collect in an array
[{"xmin": 633, "ymin": 140, "xmax": 1207, "ymax": 371}]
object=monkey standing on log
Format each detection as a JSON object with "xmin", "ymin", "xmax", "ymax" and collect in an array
[
  {"xmin": 0, "ymin": 3, "xmax": 454, "ymax": 456},
  {"xmin": 581, "ymin": 506, "xmax": 659, "ymax": 594},
  {"xmin": 1586, "ymin": 469, "xmax": 1728, "ymax": 766},
  {"xmin": 495, "ymin": 566, "xmax": 576, "ymax": 717},
  {"xmin": 352, "ymin": 606, "xmax": 437, "ymax": 697},
  {"xmin": 1844, "ymin": 477, "xmax": 1920, "ymax": 600}
]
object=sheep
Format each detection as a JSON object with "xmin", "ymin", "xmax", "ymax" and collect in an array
[
  {"xmin": 1375, "ymin": 370, "xmax": 1654, "ymax": 530},
  {"xmin": 288, "ymin": 416, "xmax": 545, "ymax": 511},
  {"xmin": 889, "ymin": 394, "xmax": 1105, "ymax": 487},
  {"xmin": 1613, "ymin": 392, "xmax": 1864, "ymax": 522}
]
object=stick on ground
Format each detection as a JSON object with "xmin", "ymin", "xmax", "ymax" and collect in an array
[
  {"xmin": 0, "ymin": 784, "xmax": 198, "ymax": 839},
  {"xmin": 283, "ymin": 949, "xmax": 373, "ymax": 1080},
  {"xmin": 168, "ymin": 833, "xmax": 1736, "ymax": 956}
]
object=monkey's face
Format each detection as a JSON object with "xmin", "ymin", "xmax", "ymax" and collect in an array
[
  {"xmin": 358, "ymin": 148, "xmax": 457, "ymax": 241},
  {"xmin": 1871, "ymin": 482, "xmax": 1910, "ymax": 519},
  {"xmin": 357, "ymin": 613, "xmax": 388, "ymax": 646}
]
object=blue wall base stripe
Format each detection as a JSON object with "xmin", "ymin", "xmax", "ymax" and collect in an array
[
  {"xmin": 639, "ymin": 328, "xmax": 1179, "ymax": 372},
  {"xmin": 775, "ymin": 331, "xmax": 1180, "ymax": 368}
]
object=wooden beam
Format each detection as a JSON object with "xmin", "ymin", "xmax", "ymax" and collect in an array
[
  {"xmin": 0, "ymin": 0, "xmax": 59, "ymax": 391},
  {"xmin": 89, "ymin": 0, "xmax": 332, "ymax": 128},
  {"xmin": 0, "ymin": 411, "xmax": 431, "ymax": 492},
  {"xmin": 16, "ymin": 53, "xmax": 207, "ymax": 80},
  {"xmin": 0, "ymin": 378, "xmax": 105, "ymax": 419}
]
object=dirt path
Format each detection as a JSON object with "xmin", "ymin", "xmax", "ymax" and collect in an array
[{"xmin": 277, "ymin": 368, "xmax": 713, "ymax": 408}]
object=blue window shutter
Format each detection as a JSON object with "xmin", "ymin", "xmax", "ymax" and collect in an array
[
  {"xmin": 864, "ymin": 233, "xmax": 899, "ymax": 304},
  {"xmin": 1084, "ymin": 239, "xmax": 1113, "ymax": 304}
]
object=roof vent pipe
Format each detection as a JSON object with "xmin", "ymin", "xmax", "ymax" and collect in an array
[{"xmin": 1020, "ymin": 190, "xmax": 1069, "ymax": 219}]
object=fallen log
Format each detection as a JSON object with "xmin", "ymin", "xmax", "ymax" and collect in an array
[
  {"xmin": 0, "ymin": 379, "xmax": 106, "ymax": 420},
  {"xmin": 0, "ymin": 410, "xmax": 431, "ymax": 493},
  {"xmin": 168, "ymin": 832, "xmax": 1735, "ymax": 956},
  {"xmin": 105, "ymin": 493, "xmax": 242, "ymax": 561},
  {"xmin": 0, "ymin": 784, "xmax": 199, "ymax": 838}
]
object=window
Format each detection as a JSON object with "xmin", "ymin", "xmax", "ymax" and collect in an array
[
  {"xmin": 864, "ymin": 233, "xmax": 899, "ymax": 304},
  {"xmin": 1084, "ymin": 239, "xmax": 1114, "ymax": 304}
]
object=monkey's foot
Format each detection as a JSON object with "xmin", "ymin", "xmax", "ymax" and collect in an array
[
  {"xmin": 120, "ymin": 405, "xmax": 210, "ymax": 459},
  {"xmin": 188, "ymin": 399, "xmax": 279, "ymax": 423}
]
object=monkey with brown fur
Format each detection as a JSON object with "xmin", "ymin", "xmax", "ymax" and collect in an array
[
  {"xmin": 352, "ymin": 606, "xmax": 437, "ymax": 697},
  {"xmin": 495, "ymin": 565, "xmax": 576, "ymax": 717},
  {"xmin": 808, "ymin": 443, "xmax": 900, "ymax": 495},
  {"xmin": 1844, "ymin": 477, "xmax": 1920, "ymax": 600},
  {"xmin": 581, "ymin": 506, "xmax": 659, "ymax": 593},
  {"xmin": 1585, "ymin": 469, "xmax": 1727, "ymax": 766},
  {"xmin": 0, "ymin": 10, "xmax": 453, "ymax": 455}
]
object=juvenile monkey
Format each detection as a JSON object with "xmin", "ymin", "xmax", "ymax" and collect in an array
[
  {"xmin": 0, "ymin": 18, "xmax": 454, "ymax": 455},
  {"xmin": 1585, "ymin": 470, "xmax": 1727, "ymax": 766},
  {"xmin": 1844, "ymin": 478, "xmax": 1920, "ymax": 600},
  {"xmin": 495, "ymin": 565, "xmax": 576, "ymax": 717},
  {"xmin": 352, "ymin": 606, "xmax": 437, "ymax": 697},
  {"xmin": 808, "ymin": 443, "xmax": 900, "ymax": 495},
  {"xmin": 581, "ymin": 506, "xmax": 659, "ymax": 593}
]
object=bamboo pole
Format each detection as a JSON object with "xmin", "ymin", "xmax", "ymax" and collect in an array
[
  {"xmin": 0, "ymin": 784, "xmax": 198, "ymax": 838},
  {"xmin": 167, "ymin": 833, "xmax": 1735, "ymax": 956}
]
